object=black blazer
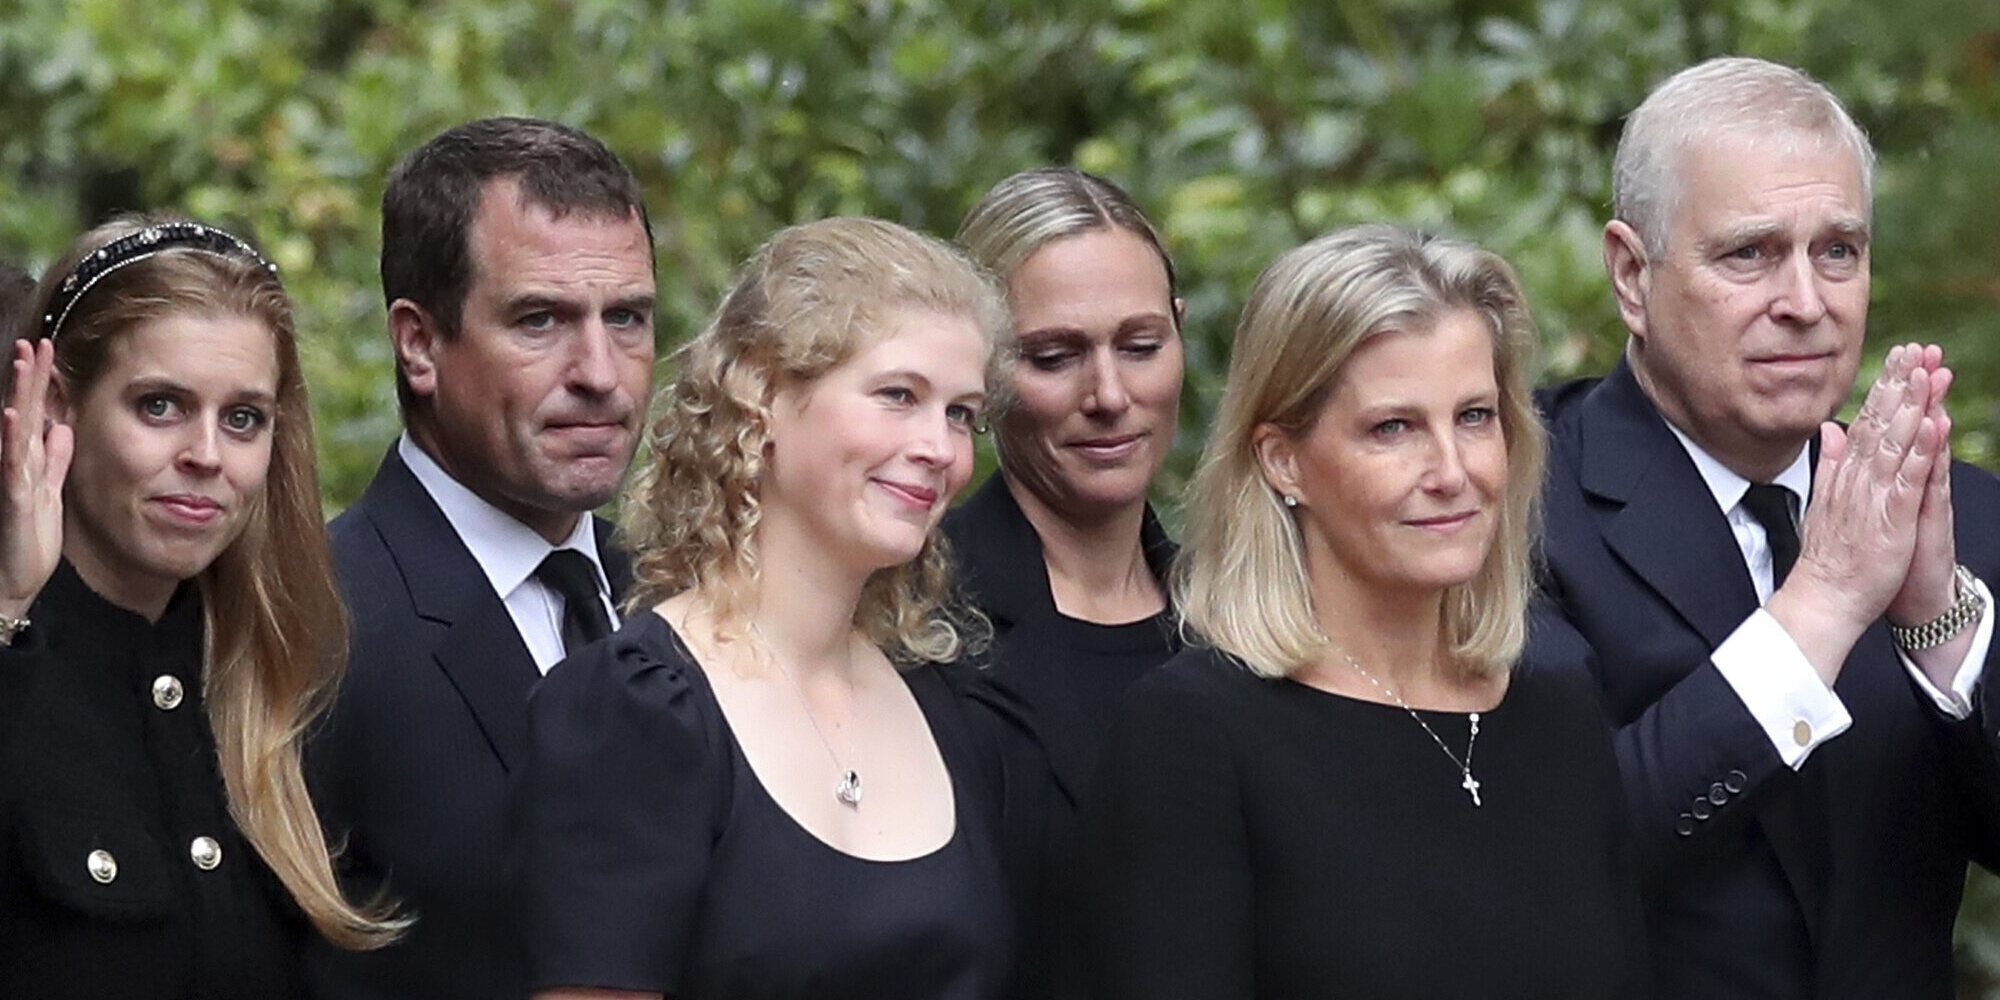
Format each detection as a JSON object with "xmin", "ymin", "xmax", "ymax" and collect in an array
[
  {"xmin": 304, "ymin": 447, "xmax": 629, "ymax": 1000},
  {"xmin": 944, "ymin": 476, "xmax": 1179, "ymax": 1000},
  {"xmin": 0, "ymin": 564, "xmax": 304, "ymax": 999},
  {"xmin": 1536, "ymin": 362, "xmax": 2000, "ymax": 999}
]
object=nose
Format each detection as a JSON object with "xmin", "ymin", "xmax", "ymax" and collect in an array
[
  {"xmin": 1421, "ymin": 431, "xmax": 1469, "ymax": 496},
  {"xmin": 1080, "ymin": 349, "xmax": 1131, "ymax": 418},
  {"xmin": 1769, "ymin": 250, "xmax": 1829, "ymax": 326},
  {"xmin": 906, "ymin": 407, "xmax": 957, "ymax": 468},
  {"xmin": 178, "ymin": 422, "xmax": 223, "ymax": 475},
  {"xmin": 567, "ymin": 322, "xmax": 621, "ymax": 396}
]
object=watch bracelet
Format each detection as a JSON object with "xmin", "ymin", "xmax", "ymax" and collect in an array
[{"xmin": 1889, "ymin": 565, "xmax": 1984, "ymax": 652}]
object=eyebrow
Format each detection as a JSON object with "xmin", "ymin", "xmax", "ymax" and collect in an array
[
  {"xmin": 877, "ymin": 368, "xmax": 986, "ymax": 403},
  {"xmin": 127, "ymin": 377, "xmax": 276, "ymax": 406},
  {"xmin": 501, "ymin": 292, "xmax": 658, "ymax": 316},
  {"xmin": 1706, "ymin": 215, "xmax": 1872, "ymax": 251},
  {"xmin": 1018, "ymin": 313, "xmax": 1176, "ymax": 343}
]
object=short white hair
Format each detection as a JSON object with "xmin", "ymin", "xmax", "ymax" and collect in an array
[{"xmin": 1613, "ymin": 56, "xmax": 1875, "ymax": 255}]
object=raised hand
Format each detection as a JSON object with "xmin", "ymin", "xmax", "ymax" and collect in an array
[
  {"xmin": 1, "ymin": 338, "xmax": 73, "ymax": 621},
  {"xmin": 1887, "ymin": 344, "xmax": 1959, "ymax": 629},
  {"xmin": 1767, "ymin": 344, "xmax": 1940, "ymax": 683}
]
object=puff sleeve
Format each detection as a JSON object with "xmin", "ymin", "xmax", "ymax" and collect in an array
[{"xmin": 514, "ymin": 617, "xmax": 721, "ymax": 995}]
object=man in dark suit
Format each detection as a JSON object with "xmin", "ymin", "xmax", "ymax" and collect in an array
[
  {"xmin": 1538, "ymin": 57, "xmax": 2000, "ymax": 998},
  {"xmin": 305, "ymin": 117, "xmax": 656, "ymax": 1000}
]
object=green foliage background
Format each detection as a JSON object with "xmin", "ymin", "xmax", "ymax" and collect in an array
[{"xmin": 5, "ymin": 0, "xmax": 2000, "ymax": 989}]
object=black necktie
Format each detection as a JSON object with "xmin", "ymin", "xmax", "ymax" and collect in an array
[
  {"xmin": 1741, "ymin": 483, "xmax": 1800, "ymax": 587},
  {"xmin": 534, "ymin": 550, "xmax": 613, "ymax": 653}
]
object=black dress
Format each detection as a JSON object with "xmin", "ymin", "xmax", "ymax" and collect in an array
[
  {"xmin": 943, "ymin": 477, "xmax": 1180, "ymax": 1000},
  {"xmin": 1080, "ymin": 642, "xmax": 1649, "ymax": 1000},
  {"xmin": 517, "ymin": 611, "xmax": 1011, "ymax": 999},
  {"xmin": 0, "ymin": 562, "xmax": 306, "ymax": 999}
]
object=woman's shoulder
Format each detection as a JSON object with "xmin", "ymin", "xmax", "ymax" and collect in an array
[
  {"xmin": 1120, "ymin": 644, "xmax": 1267, "ymax": 717},
  {"xmin": 530, "ymin": 610, "xmax": 715, "ymax": 740}
]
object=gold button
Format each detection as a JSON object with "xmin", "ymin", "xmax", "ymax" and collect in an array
[
  {"xmin": 189, "ymin": 836, "xmax": 222, "ymax": 871},
  {"xmin": 86, "ymin": 849, "xmax": 117, "ymax": 884},
  {"xmin": 151, "ymin": 674, "xmax": 184, "ymax": 711},
  {"xmin": 1792, "ymin": 720, "xmax": 1812, "ymax": 747}
]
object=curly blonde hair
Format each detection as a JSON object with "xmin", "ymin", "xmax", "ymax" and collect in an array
[{"xmin": 623, "ymin": 216, "xmax": 1010, "ymax": 663}]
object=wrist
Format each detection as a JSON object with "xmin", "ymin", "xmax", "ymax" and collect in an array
[
  {"xmin": 1766, "ymin": 583, "xmax": 1868, "ymax": 685},
  {"xmin": 1890, "ymin": 565, "xmax": 1983, "ymax": 652}
]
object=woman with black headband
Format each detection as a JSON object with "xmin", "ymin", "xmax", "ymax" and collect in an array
[{"xmin": 0, "ymin": 216, "xmax": 402, "ymax": 997}]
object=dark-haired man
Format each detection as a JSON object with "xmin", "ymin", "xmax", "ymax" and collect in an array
[
  {"xmin": 307, "ymin": 117, "xmax": 656, "ymax": 1000},
  {"xmin": 1537, "ymin": 57, "xmax": 2000, "ymax": 998}
]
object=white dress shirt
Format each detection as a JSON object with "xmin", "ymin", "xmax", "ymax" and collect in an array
[
  {"xmin": 399, "ymin": 435, "xmax": 621, "ymax": 674},
  {"xmin": 1665, "ymin": 423, "xmax": 1993, "ymax": 768}
]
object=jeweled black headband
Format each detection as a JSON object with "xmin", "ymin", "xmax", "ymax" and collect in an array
[{"xmin": 41, "ymin": 221, "xmax": 279, "ymax": 340}]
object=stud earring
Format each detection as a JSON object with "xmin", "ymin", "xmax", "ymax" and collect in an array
[{"xmin": 1283, "ymin": 494, "xmax": 1299, "ymax": 508}]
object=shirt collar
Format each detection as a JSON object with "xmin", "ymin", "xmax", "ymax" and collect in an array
[
  {"xmin": 1662, "ymin": 420, "xmax": 1814, "ymax": 515},
  {"xmin": 397, "ymin": 434, "xmax": 610, "ymax": 600}
]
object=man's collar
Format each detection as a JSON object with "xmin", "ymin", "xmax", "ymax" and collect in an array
[
  {"xmin": 1661, "ymin": 421, "xmax": 1813, "ymax": 513},
  {"xmin": 396, "ymin": 434, "xmax": 609, "ymax": 599}
]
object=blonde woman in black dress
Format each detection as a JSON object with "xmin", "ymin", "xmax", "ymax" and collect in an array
[
  {"xmin": 519, "ymin": 217, "xmax": 1013, "ymax": 1000},
  {"xmin": 1083, "ymin": 224, "xmax": 1646, "ymax": 998},
  {"xmin": 951, "ymin": 168, "xmax": 1185, "ymax": 999}
]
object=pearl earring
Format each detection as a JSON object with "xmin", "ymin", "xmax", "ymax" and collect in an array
[{"xmin": 1283, "ymin": 494, "xmax": 1298, "ymax": 508}]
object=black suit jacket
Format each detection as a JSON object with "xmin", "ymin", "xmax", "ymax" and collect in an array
[
  {"xmin": 305, "ymin": 448, "xmax": 629, "ymax": 1000},
  {"xmin": 1536, "ymin": 361, "xmax": 2000, "ymax": 999}
]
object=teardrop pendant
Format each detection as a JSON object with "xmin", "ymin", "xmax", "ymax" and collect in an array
[{"xmin": 835, "ymin": 769, "xmax": 864, "ymax": 807}]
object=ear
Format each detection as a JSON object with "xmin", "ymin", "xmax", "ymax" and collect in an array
[
  {"xmin": 45, "ymin": 370, "xmax": 70, "ymax": 423},
  {"xmin": 1172, "ymin": 296, "xmax": 1188, "ymax": 330},
  {"xmin": 388, "ymin": 299, "xmax": 442, "ymax": 399},
  {"xmin": 1602, "ymin": 220, "xmax": 1653, "ymax": 342},
  {"xmin": 1251, "ymin": 422, "xmax": 1301, "ymax": 506}
]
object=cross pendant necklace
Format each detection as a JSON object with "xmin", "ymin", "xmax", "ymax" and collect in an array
[{"xmin": 1335, "ymin": 645, "xmax": 1485, "ymax": 808}]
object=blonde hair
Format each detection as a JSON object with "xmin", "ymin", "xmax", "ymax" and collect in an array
[
  {"xmin": 623, "ymin": 216, "xmax": 1009, "ymax": 663},
  {"xmin": 1177, "ymin": 224, "xmax": 1545, "ymax": 679},
  {"xmin": 1615, "ymin": 56, "xmax": 1874, "ymax": 256},
  {"xmin": 955, "ymin": 166, "xmax": 1179, "ymax": 460},
  {"xmin": 23, "ymin": 215, "xmax": 404, "ymax": 948}
]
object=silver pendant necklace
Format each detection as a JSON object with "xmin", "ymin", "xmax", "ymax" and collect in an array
[
  {"xmin": 754, "ymin": 624, "xmax": 864, "ymax": 808},
  {"xmin": 1334, "ymin": 646, "xmax": 1483, "ymax": 807}
]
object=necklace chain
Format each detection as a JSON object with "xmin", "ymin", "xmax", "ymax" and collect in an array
[
  {"xmin": 753, "ymin": 624, "xmax": 865, "ymax": 808},
  {"xmin": 1333, "ymin": 645, "xmax": 1484, "ymax": 807}
]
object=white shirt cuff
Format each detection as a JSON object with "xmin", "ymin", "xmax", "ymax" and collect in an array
[
  {"xmin": 1893, "ymin": 576, "xmax": 1994, "ymax": 720},
  {"xmin": 1712, "ymin": 609, "xmax": 1853, "ymax": 769}
]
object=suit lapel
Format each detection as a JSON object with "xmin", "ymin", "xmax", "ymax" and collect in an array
[
  {"xmin": 1578, "ymin": 363, "xmax": 1761, "ymax": 649},
  {"xmin": 1577, "ymin": 365, "xmax": 1831, "ymax": 947},
  {"xmin": 357, "ymin": 451, "xmax": 542, "ymax": 772}
]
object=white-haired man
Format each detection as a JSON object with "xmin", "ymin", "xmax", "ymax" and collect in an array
[{"xmin": 1538, "ymin": 56, "xmax": 2000, "ymax": 998}]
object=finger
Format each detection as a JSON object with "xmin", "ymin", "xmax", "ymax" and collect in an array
[
  {"xmin": 1848, "ymin": 346, "xmax": 1910, "ymax": 454},
  {"xmin": 1893, "ymin": 417, "xmax": 1942, "ymax": 521},
  {"xmin": 1815, "ymin": 421, "xmax": 1847, "ymax": 487},
  {"xmin": 42, "ymin": 422, "xmax": 73, "ymax": 495},
  {"xmin": 1870, "ymin": 365, "xmax": 1929, "ymax": 476},
  {"xmin": 1929, "ymin": 365, "xmax": 1955, "ymax": 410},
  {"xmin": 1920, "ymin": 343, "xmax": 1945, "ymax": 372}
]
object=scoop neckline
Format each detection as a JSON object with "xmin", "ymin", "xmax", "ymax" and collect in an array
[
  {"xmin": 1275, "ymin": 667, "xmax": 1516, "ymax": 718},
  {"xmin": 643, "ymin": 610, "xmax": 963, "ymax": 866}
]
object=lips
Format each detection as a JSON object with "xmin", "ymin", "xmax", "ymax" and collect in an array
[
  {"xmin": 875, "ymin": 479, "xmax": 940, "ymax": 510},
  {"xmin": 1405, "ymin": 510, "xmax": 1479, "ymax": 531},
  {"xmin": 153, "ymin": 494, "xmax": 224, "ymax": 526},
  {"xmin": 1068, "ymin": 433, "xmax": 1146, "ymax": 463}
]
